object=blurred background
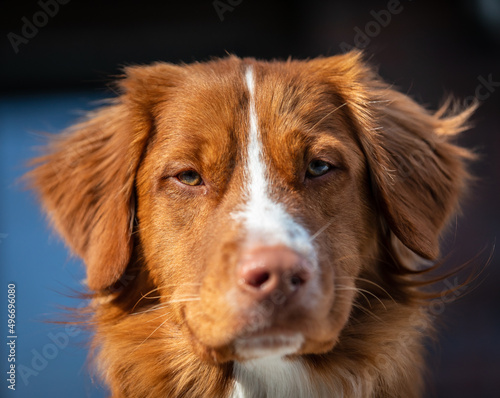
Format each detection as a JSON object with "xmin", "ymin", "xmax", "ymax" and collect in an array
[{"xmin": 1, "ymin": 0, "xmax": 499, "ymax": 397}]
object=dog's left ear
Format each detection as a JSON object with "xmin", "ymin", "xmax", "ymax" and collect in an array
[
  {"xmin": 311, "ymin": 52, "xmax": 476, "ymax": 259},
  {"xmin": 27, "ymin": 63, "xmax": 185, "ymax": 290},
  {"xmin": 27, "ymin": 103, "xmax": 144, "ymax": 291}
]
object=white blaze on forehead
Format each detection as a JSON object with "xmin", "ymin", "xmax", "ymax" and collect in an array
[{"xmin": 233, "ymin": 66, "xmax": 316, "ymax": 262}]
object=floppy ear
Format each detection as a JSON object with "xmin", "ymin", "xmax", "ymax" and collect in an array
[
  {"xmin": 311, "ymin": 51, "xmax": 476, "ymax": 259},
  {"xmin": 361, "ymin": 92, "xmax": 475, "ymax": 259},
  {"xmin": 28, "ymin": 63, "xmax": 184, "ymax": 290}
]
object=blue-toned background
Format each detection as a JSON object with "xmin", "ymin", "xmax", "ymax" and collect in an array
[
  {"xmin": 1, "ymin": 0, "xmax": 499, "ymax": 397},
  {"xmin": 1, "ymin": 93, "xmax": 107, "ymax": 397}
]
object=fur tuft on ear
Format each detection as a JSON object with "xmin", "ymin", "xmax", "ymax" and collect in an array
[
  {"xmin": 119, "ymin": 62, "xmax": 186, "ymax": 112},
  {"xmin": 312, "ymin": 51, "xmax": 476, "ymax": 259},
  {"xmin": 28, "ymin": 63, "xmax": 184, "ymax": 290}
]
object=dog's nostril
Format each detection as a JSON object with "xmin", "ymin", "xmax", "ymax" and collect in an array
[
  {"xmin": 290, "ymin": 274, "xmax": 304, "ymax": 287},
  {"xmin": 247, "ymin": 270, "xmax": 271, "ymax": 288}
]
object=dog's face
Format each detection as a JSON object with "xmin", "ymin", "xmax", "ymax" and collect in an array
[
  {"xmin": 135, "ymin": 61, "xmax": 376, "ymax": 361},
  {"xmin": 29, "ymin": 52, "xmax": 471, "ymax": 367}
]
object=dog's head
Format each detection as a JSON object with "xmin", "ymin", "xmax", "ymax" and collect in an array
[{"xmin": 29, "ymin": 52, "xmax": 473, "ymax": 363}]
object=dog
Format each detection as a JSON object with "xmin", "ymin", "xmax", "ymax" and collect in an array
[{"xmin": 29, "ymin": 51, "xmax": 475, "ymax": 397}]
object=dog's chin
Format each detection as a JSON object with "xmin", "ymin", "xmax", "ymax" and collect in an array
[
  {"xmin": 188, "ymin": 327, "xmax": 338, "ymax": 364},
  {"xmin": 233, "ymin": 331, "xmax": 305, "ymax": 360}
]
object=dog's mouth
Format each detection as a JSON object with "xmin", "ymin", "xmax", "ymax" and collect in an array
[
  {"xmin": 184, "ymin": 311, "xmax": 310, "ymax": 363},
  {"xmin": 183, "ymin": 289, "xmax": 351, "ymax": 364},
  {"xmin": 233, "ymin": 330, "xmax": 304, "ymax": 360},
  {"xmin": 186, "ymin": 313, "xmax": 343, "ymax": 364}
]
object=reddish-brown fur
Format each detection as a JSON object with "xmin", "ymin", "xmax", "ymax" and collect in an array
[{"xmin": 28, "ymin": 52, "xmax": 475, "ymax": 397}]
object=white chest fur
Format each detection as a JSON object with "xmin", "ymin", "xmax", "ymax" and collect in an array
[{"xmin": 230, "ymin": 356, "xmax": 339, "ymax": 398}]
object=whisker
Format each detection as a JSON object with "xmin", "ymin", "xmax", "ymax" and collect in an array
[
  {"xmin": 160, "ymin": 283, "xmax": 202, "ymax": 288},
  {"xmin": 336, "ymin": 286, "xmax": 372, "ymax": 309},
  {"xmin": 131, "ymin": 286, "xmax": 163, "ymax": 312},
  {"xmin": 131, "ymin": 298, "xmax": 200, "ymax": 316},
  {"xmin": 350, "ymin": 302, "xmax": 384, "ymax": 323},
  {"xmin": 145, "ymin": 311, "xmax": 173, "ymax": 324},
  {"xmin": 365, "ymin": 100, "xmax": 391, "ymax": 104},
  {"xmin": 331, "ymin": 295, "xmax": 384, "ymax": 323},
  {"xmin": 132, "ymin": 317, "xmax": 171, "ymax": 352},
  {"xmin": 309, "ymin": 220, "xmax": 333, "ymax": 242},
  {"xmin": 336, "ymin": 285, "xmax": 387, "ymax": 311},
  {"xmin": 307, "ymin": 103, "xmax": 347, "ymax": 132},
  {"xmin": 337, "ymin": 276, "xmax": 396, "ymax": 303},
  {"xmin": 354, "ymin": 287, "xmax": 387, "ymax": 310},
  {"xmin": 131, "ymin": 304, "xmax": 168, "ymax": 316},
  {"xmin": 131, "ymin": 283, "xmax": 202, "ymax": 311}
]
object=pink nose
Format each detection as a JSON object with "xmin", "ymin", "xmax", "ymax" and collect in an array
[{"xmin": 237, "ymin": 245, "xmax": 312, "ymax": 301}]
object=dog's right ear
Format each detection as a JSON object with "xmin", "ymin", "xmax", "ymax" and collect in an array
[
  {"xmin": 28, "ymin": 63, "xmax": 184, "ymax": 291},
  {"xmin": 309, "ymin": 52, "xmax": 475, "ymax": 260}
]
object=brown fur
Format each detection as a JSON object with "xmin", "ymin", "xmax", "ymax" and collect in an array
[{"xmin": 28, "ymin": 52, "xmax": 475, "ymax": 397}]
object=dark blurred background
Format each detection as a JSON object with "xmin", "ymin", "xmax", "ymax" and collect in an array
[{"xmin": 1, "ymin": 0, "xmax": 499, "ymax": 397}]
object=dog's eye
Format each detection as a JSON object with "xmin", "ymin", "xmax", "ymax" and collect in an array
[
  {"xmin": 177, "ymin": 170, "xmax": 203, "ymax": 186},
  {"xmin": 306, "ymin": 159, "xmax": 331, "ymax": 178}
]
